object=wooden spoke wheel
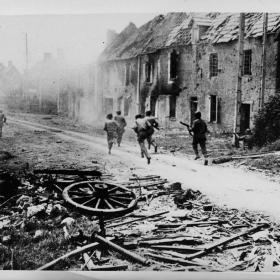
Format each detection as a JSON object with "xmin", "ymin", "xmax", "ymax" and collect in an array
[{"xmin": 62, "ymin": 181, "xmax": 137, "ymax": 216}]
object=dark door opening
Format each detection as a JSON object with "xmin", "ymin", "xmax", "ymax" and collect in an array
[
  {"xmin": 190, "ymin": 97, "xmax": 198, "ymax": 124},
  {"xmin": 240, "ymin": 103, "xmax": 250, "ymax": 133}
]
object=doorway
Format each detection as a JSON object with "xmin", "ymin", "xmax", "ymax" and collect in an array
[{"xmin": 240, "ymin": 103, "xmax": 250, "ymax": 133}]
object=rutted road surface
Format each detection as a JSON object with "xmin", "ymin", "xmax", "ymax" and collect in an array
[{"xmin": 9, "ymin": 117, "xmax": 280, "ymax": 221}]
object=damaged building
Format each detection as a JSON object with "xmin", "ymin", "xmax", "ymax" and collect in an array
[
  {"xmin": 20, "ymin": 52, "xmax": 95, "ymax": 121},
  {"xmin": 97, "ymin": 13, "xmax": 280, "ymax": 133}
]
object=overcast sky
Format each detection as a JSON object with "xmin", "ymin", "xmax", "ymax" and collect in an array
[
  {"xmin": 0, "ymin": 13, "xmax": 157, "ymax": 71},
  {"xmin": 0, "ymin": 0, "xmax": 277, "ymax": 71}
]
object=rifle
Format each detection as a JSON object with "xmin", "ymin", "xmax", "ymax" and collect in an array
[{"xmin": 179, "ymin": 121, "xmax": 193, "ymax": 136}]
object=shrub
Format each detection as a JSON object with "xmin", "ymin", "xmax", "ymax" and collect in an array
[{"xmin": 253, "ymin": 95, "xmax": 280, "ymax": 146}]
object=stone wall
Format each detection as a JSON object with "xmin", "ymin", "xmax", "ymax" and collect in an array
[{"xmin": 96, "ymin": 35, "xmax": 279, "ymax": 133}]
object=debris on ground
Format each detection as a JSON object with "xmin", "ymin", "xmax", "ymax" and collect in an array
[{"xmin": 0, "ymin": 166, "xmax": 278, "ymax": 272}]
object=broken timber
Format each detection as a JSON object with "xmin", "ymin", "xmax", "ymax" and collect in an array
[
  {"xmin": 156, "ymin": 220, "xmax": 227, "ymax": 229},
  {"xmin": 145, "ymin": 252, "xmax": 200, "ymax": 266},
  {"xmin": 139, "ymin": 237, "xmax": 202, "ymax": 247},
  {"xmin": 93, "ymin": 234, "xmax": 149, "ymax": 265},
  {"xmin": 37, "ymin": 237, "xmax": 115, "ymax": 270},
  {"xmin": 106, "ymin": 211, "xmax": 169, "ymax": 228},
  {"xmin": 34, "ymin": 169, "xmax": 102, "ymax": 177},
  {"xmin": 150, "ymin": 245, "xmax": 203, "ymax": 253},
  {"xmin": 185, "ymin": 223, "xmax": 269, "ymax": 260}
]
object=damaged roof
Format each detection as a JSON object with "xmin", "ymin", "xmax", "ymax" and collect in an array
[
  {"xmin": 100, "ymin": 13, "xmax": 280, "ymax": 62},
  {"xmin": 99, "ymin": 13, "xmax": 212, "ymax": 61},
  {"xmin": 204, "ymin": 13, "xmax": 280, "ymax": 43}
]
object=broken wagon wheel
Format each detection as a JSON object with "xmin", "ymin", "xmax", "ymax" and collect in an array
[{"xmin": 62, "ymin": 181, "xmax": 137, "ymax": 216}]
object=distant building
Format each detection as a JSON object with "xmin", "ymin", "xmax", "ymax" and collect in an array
[{"xmin": 22, "ymin": 52, "xmax": 95, "ymax": 120}]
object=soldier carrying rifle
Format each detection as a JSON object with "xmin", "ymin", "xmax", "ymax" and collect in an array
[{"xmin": 180, "ymin": 111, "xmax": 209, "ymax": 165}]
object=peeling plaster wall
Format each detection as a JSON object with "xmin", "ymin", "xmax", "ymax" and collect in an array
[{"xmin": 194, "ymin": 35, "xmax": 278, "ymax": 133}]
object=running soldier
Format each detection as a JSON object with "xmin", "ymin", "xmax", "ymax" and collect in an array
[
  {"xmin": 190, "ymin": 111, "xmax": 209, "ymax": 165},
  {"xmin": 114, "ymin": 110, "xmax": 127, "ymax": 147},
  {"xmin": 132, "ymin": 114, "xmax": 152, "ymax": 164},
  {"xmin": 144, "ymin": 110, "xmax": 158, "ymax": 153},
  {"xmin": 0, "ymin": 110, "xmax": 6, "ymax": 137},
  {"xmin": 104, "ymin": 114, "xmax": 118, "ymax": 154}
]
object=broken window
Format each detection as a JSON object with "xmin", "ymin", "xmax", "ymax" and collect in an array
[
  {"xmin": 209, "ymin": 53, "xmax": 218, "ymax": 77},
  {"xmin": 243, "ymin": 49, "xmax": 252, "ymax": 75},
  {"xmin": 145, "ymin": 62, "xmax": 153, "ymax": 83},
  {"xmin": 125, "ymin": 63, "xmax": 131, "ymax": 86},
  {"xmin": 169, "ymin": 50, "xmax": 179, "ymax": 81},
  {"xmin": 169, "ymin": 95, "xmax": 177, "ymax": 118}
]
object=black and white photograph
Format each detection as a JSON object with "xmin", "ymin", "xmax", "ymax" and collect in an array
[{"xmin": 1, "ymin": 0, "xmax": 280, "ymax": 278}]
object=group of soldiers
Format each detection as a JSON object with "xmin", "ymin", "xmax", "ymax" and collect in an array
[
  {"xmin": 103, "ymin": 111, "xmax": 127, "ymax": 154},
  {"xmin": 103, "ymin": 109, "xmax": 211, "ymax": 165},
  {"xmin": 103, "ymin": 110, "xmax": 159, "ymax": 164},
  {"xmin": 104, "ymin": 109, "xmax": 254, "ymax": 165}
]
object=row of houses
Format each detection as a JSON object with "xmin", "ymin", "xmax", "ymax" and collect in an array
[
  {"xmin": 6, "ymin": 52, "xmax": 95, "ymax": 122},
  {"xmin": 96, "ymin": 12, "xmax": 280, "ymax": 133}
]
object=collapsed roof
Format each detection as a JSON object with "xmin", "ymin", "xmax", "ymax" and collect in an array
[
  {"xmin": 99, "ymin": 13, "xmax": 210, "ymax": 61},
  {"xmin": 99, "ymin": 13, "xmax": 280, "ymax": 62},
  {"xmin": 205, "ymin": 13, "xmax": 280, "ymax": 43}
]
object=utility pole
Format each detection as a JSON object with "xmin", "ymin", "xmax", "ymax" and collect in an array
[
  {"xmin": 25, "ymin": 33, "xmax": 29, "ymax": 71},
  {"xmin": 260, "ymin": 13, "xmax": 268, "ymax": 108},
  {"xmin": 233, "ymin": 13, "xmax": 245, "ymax": 146},
  {"xmin": 23, "ymin": 33, "xmax": 29, "ymax": 112}
]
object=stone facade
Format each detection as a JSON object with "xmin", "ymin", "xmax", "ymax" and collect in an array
[{"xmin": 96, "ymin": 13, "xmax": 280, "ymax": 133}]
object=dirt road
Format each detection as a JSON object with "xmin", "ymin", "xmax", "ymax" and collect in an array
[{"xmin": 8, "ymin": 117, "xmax": 280, "ymax": 221}]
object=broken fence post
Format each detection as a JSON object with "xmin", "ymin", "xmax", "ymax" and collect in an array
[
  {"xmin": 185, "ymin": 223, "xmax": 269, "ymax": 261},
  {"xmin": 93, "ymin": 234, "xmax": 149, "ymax": 265},
  {"xmin": 37, "ymin": 237, "xmax": 114, "ymax": 270}
]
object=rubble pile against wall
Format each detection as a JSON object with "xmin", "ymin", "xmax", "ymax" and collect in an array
[{"xmin": 1, "ymin": 165, "xmax": 280, "ymax": 271}]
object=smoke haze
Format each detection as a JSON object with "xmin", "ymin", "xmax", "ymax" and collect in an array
[{"xmin": 0, "ymin": 13, "xmax": 156, "ymax": 71}]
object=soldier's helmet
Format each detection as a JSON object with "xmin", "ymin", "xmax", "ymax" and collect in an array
[{"xmin": 194, "ymin": 111, "xmax": 201, "ymax": 119}]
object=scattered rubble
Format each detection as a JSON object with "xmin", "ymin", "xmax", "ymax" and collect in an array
[{"xmin": 0, "ymin": 167, "xmax": 279, "ymax": 272}]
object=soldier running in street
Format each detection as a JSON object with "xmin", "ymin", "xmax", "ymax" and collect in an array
[
  {"xmin": 114, "ymin": 110, "xmax": 127, "ymax": 147},
  {"xmin": 104, "ymin": 113, "xmax": 118, "ymax": 154},
  {"xmin": 144, "ymin": 110, "xmax": 159, "ymax": 153},
  {"xmin": 189, "ymin": 111, "xmax": 209, "ymax": 165},
  {"xmin": 132, "ymin": 114, "xmax": 152, "ymax": 164}
]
